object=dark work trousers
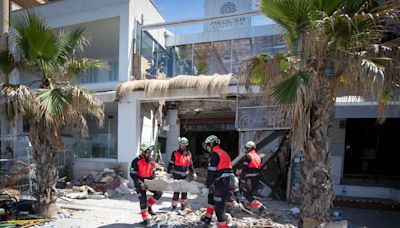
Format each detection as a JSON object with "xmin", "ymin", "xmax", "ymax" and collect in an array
[
  {"xmin": 135, "ymin": 185, "xmax": 162, "ymax": 213},
  {"xmin": 213, "ymin": 176, "xmax": 232, "ymax": 224},
  {"xmin": 172, "ymin": 175, "xmax": 188, "ymax": 206},
  {"xmin": 243, "ymin": 176, "xmax": 260, "ymax": 203}
]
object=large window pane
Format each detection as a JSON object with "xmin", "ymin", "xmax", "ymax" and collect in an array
[
  {"xmin": 74, "ymin": 106, "xmax": 118, "ymax": 159},
  {"xmin": 174, "ymin": 44, "xmax": 194, "ymax": 75},
  {"xmin": 210, "ymin": 41, "xmax": 232, "ymax": 74},
  {"xmin": 193, "ymin": 43, "xmax": 211, "ymax": 75},
  {"xmin": 232, "ymin": 38, "xmax": 252, "ymax": 73}
]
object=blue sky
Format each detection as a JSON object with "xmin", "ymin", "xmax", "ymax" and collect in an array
[{"xmin": 152, "ymin": 0, "xmax": 205, "ymax": 21}]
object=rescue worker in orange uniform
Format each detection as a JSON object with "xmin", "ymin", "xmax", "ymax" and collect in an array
[
  {"xmin": 240, "ymin": 141, "xmax": 267, "ymax": 215},
  {"xmin": 167, "ymin": 137, "xmax": 197, "ymax": 210},
  {"xmin": 130, "ymin": 142, "xmax": 162, "ymax": 227},
  {"xmin": 201, "ymin": 135, "xmax": 235, "ymax": 228}
]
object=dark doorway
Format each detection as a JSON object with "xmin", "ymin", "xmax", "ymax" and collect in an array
[
  {"xmin": 181, "ymin": 126, "xmax": 239, "ymax": 168},
  {"xmin": 344, "ymin": 118, "xmax": 400, "ymax": 181}
]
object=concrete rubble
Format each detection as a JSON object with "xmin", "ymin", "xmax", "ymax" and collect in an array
[
  {"xmin": 56, "ymin": 168, "xmax": 133, "ymax": 200},
  {"xmin": 144, "ymin": 170, "xmax": 206, "ymax": 194},
  {"xmin": 153, "ymin": 204, "xmax": 298, "ymax": 228}
]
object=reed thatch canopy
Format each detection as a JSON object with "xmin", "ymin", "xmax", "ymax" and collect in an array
[{"xmin": 116, "ymin": 74, "xmax": 234, "ymax": 101}]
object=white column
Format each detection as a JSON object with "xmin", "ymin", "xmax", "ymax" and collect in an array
[
  {"xmin": 117, "ymin": 99, "xmax": 141, "ymax": 165},
  {"xmin": 165, "ymin": 109, "xmax": 180, "ymax": 163},
  {"xmin": 118, "ymin": 3, "xmax": 134, "ymax": 82}
]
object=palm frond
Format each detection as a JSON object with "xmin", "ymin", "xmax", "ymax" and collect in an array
[
  {"xmin": 61, "ymin": 84, "xmax": 104, "ymax": 127},
  {"xmin": 260, "ymin": 0, "xmax": 312, "ymax": 49},
  {"xmin": 65, "ymin": 58, "xmax": 109, "ymax": 78},
  {"xmin": 0, "ymin": 49, "xmax": 15, "ymax": 75},
  {"xmin": 11, "ymin": 11, "xmax": 59, "ymax": 62},
  {"xmin": 272, "ymin": 71, "xmax": 313, "ymax": 104},
  {"xmin": 37, "ymin": 88, "xmax": 72, "ymax": 116},
  {"xmin": 1, "ymin": 84, "xmax": 36, "ymax": 120},
  {"xmin": 311, "ymin": 0, "xmax": 341, "ymax": 16},
  {"xmin": 57, "ymin": 27, "xmax": 90, "ymax": 61}
]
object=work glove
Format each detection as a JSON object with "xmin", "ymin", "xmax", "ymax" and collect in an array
[{"xmin": 192, "ymin": 173, "xmax": 197, "ymax": 180}]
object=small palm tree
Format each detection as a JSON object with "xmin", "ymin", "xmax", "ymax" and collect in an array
[
  {"xmin": 0, "ymin": 12, "xmax": 106, "ymax": 216},
  {"xmin": 242, "ymin": 0, "xmax": 400, "ymax": 223}
]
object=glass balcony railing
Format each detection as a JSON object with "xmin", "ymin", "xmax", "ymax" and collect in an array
[{"xmin": 76, "ymin": 59, "xmax": 119, "ymax": 84}]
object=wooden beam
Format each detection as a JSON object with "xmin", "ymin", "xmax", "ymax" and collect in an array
[{"xmin": 12, "ymin": 0, "xmax": 47, "ymax": 8}]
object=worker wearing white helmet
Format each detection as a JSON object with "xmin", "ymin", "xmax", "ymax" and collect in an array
[
  {"xmin": 201, "ymin": 135, "xmax": 234, "ymax": 228},
  {"xmin": 240, "ymin": 141, "xmax": 267, "ymax": 215},
  {"xmin": 167, "ymin": 137, "xmax": 197, "ymax": 210},
  {"xmin": 130, "ymin": 142, "xmax": 162, "ymax": 227}
]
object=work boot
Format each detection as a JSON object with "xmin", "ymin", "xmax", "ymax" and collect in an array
[
  {"xmin": 143, "ymin": 219, "xmax": 155, "ymax": 227},
  {"xmin": 258, "ymin": 205, "xmax": 267, "ymax": 216},
  {"xmin": 200, "ymin": 214, "xmax": 212, "ymax": 227},
  {"xmin": 180, "ymin": 204, "xmax": 187, "ymax": 210},
  {"xmin": 171, "ymin": 205, "xmax": 178, "ymax": 211},
  {"xmin": 148, "ymin": 207, "xmax": 156, "ymax": 216}
]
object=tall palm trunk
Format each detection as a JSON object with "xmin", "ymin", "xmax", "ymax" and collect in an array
[
  {"xmin": 0, "ymin": 0, "xmax": 9, "ymax": 35},
  {"xmin": 29, "ymin": 120, "xmax": 59, "ymax": 217},
  {"xmin": 300, "ymin": 79, "xmax": 335, "ymax": 222}
]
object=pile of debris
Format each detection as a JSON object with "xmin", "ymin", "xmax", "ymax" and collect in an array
[
  {"xmin": 57, "ymin": 168, "xmax": 133, "ymax": 200},
  {"xmin": 153, "ymin": 206, "xmax": 297, "ymax": 228}
]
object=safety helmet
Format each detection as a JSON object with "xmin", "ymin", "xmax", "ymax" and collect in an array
[
  {"xmin": 178, "ymin": 137, "xmax": 189, "ymax": 146},
  {"xmin": 244, "ymin": 141, "xmax": 256, "ymax": 149},
  {"xmin": 140, "ymin": 142, "xmax": 154, "ymax": 152},
  {"xmin": 203, "ymin": 135, "xmax": 220, "ymax": 149}
]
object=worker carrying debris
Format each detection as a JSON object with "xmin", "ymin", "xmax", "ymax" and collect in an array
[
  {"xmin": 201, "ymin": 135, "xmax": 235, "ymax": 228},
  {"xmin": 238, "ymin": 141, "xmax": 267, "ymax": 215},
  {"xmin": 130, "ymin": 142, "xmax": 163, "ymax": 227},
  {"xmin": 167, "ymin": 137, "xmax": 197, "ymax": 211}
]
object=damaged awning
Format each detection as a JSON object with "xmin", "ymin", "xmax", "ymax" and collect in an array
[{"xmin": 116, "ymin": 74, "xmax": 235, "ymax": 101}]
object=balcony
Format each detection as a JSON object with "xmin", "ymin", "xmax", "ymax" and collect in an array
[{"xmin": 76, "ymin": 59, "xmax": 119, "ymax": 84}]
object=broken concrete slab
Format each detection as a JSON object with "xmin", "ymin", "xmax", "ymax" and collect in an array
[
  {"xmin": 86, "ymin": 194, "xmax": 106, "ymax": 200},
  {"xmin": 65, "ymin": 191, "xmax": 88, "ymax": 199},
  {"xmin": 144, "ymin": 178, "xmax": 204, "ymax": 194}
]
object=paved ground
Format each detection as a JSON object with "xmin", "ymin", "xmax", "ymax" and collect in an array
[{"xmin": 39, "ymin": 194, "xmax": 400, "ymax": 228}]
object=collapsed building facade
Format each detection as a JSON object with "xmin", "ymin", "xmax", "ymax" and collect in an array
[{"xmin": 3, "ymin": 0, "xmax": 400, "ymax": 204}]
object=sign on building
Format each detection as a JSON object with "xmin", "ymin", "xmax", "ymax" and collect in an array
[
  {"xmin": 204, "ymin": 0, "xmax": 252, "ymax": 32},
  {"xmin": 236, "ymin": 106, "xmax": 292, "ymax": 131}
]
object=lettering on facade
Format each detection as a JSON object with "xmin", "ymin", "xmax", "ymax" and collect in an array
[
  {"xmin": 210, "ymin": 17, "xmax": 247, "ymax": 30},
  {"xmin": 236, "ymin": 106, "xmax": 292, "ymax": 131}
]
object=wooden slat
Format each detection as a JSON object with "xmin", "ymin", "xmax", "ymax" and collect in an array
[
  {"xmin": 179, "ymin": 112, "xmax": 235, "ymax": 124},
  {"xmin": 12, "ymin": 0, "xmax": 47, "ymax": 8}
]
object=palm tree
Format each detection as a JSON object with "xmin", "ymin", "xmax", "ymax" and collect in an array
[
  {"xmin": 242, "ymin": 0, "xmax": 400, "ymax": 223},
  {"xmin": 0, "ymin": 12, "xmax": 106, "ymax": 216}
]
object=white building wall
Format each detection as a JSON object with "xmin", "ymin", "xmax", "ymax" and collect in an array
[{"xmin": 133, "ymin": 0, "xmax": 166, "ymax": 46}]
